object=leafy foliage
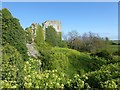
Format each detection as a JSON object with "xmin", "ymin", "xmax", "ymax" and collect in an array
[
  {"xmin": 35, "ymin": 24, "xmax": 44, "ymax": 46},
  {"xmin": 112, "ymin": 49, "xmax": 120, "ymax": 56},
  {"xmin": 2, "ymin": 8, "xmax": 28, "ymax": 60},
  {"xmin": 1, "ymin": 44, "xmax": 24, "ymax": 88},
  {"xmin": 41, "ymin": 47, "xmax": 106, "ymax": 77},
  {"xmin": 1, "ymin": 8, "xmax": 13, "ymax": 19},
  {"xmin": 81, "ymin": 63, "xmax": 120, "ymax": 88},
  {"xmin": 45, "ymin": 26, "xmax": 62, "ymax": 47},
  {"xmin": 67, "ymin": 31, "xmax": 108, "ymax": 53},
  {"xmin": 91, "ymin": 50, "xmax": 113, "ymax": 60},
  {"xmin": 2, "ymin": 47, "xmax": 120, "ymax": 89},
  {"xmin": 2, "ymin": 8, "xmax": 120, "ymax": 89},
  {"xmin": 25, "ymin": 28, "xmax": 32, "ymax": 44}
]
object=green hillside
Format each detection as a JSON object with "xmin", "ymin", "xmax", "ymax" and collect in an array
[
  {"xmin": 41, "ymin": 47, "xmax": 106, "ymax": 77},
  {"xmin": 1, "ymin": 8, "xmax": 120, "ymax": 89}
]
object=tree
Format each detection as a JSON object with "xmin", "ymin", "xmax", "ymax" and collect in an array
[
  {"xmin": 67, "ymin": 31, "xmax": 108, "ymax": 53},
  {"xmin": 80, "ymin": 32, "xmax": 106, "ymax": 52},
  {"xmin": 1, "ymin": 8, "xmax": 13, "ymax": 19},
  {"xmin": 2, "ymin": 8, "xmax": 28, "ymax": 60},
  {"xmin": 67, "ymin": 31, "xmax": 81, "ymax": 50}
]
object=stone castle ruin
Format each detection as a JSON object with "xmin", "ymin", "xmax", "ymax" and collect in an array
[
  {"xmin": 31, "ymin": 23, "xmax": 38, "ymax": 42},
  {"xmin": 31, "ymin": 20, "xmax": 62, "ymax": 40},
  {"xmin": 27, "ymin": 20, "xmax": 62, "ymax": 58},
  {"xmin": 42, "ymin": 20, "xmax": 61, "ymax": 32}
]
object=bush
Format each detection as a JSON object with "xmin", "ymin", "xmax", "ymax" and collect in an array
[
  {"xmin": 112, "ymin": 50, "xmax": 120, "ymax": 56},
  {"xmin": 2, "ymin": 43, "xmax": 24, "ymax": 88},
  {"xmin": 35, "ymin": 24, "xmax": 44, "ymax": 46},
  {"xmin": 91, "ymin": 50, "xmax": 113, "ymax": 60},
  {"xmin": 41, "ymin": 47, "xmax": 105, "ymax": 78},
  {"xmin": 45, "ymin": 26, "xmax": 62, "ymax": 47},
  {"xmin": 66, "ymin": 31, "xmax": 108, "ymax": 53},
  {"xmin": 2, "ymin": 8, "xmax": 28, "ymax": 60},
  {"xmin": 80, "ymin": 63, "xmax": 120, "ymax": 88}
]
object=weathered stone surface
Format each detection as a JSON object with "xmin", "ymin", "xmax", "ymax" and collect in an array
[
  {"xmin": 42, "ymin": 20, "xmax": 61, "ymax": 32},
  {"xmin": 26, "ymin": 43, "xmax": 39, "ymax": 58}
]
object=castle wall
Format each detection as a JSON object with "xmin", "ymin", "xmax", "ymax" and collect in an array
[
  {"xmin": 43, "ymin": 20, "xmax": 61, "ymax": 32},
  {"xmin": 31, "ymin": 20, "xmax": 62, "ymax": 40}
]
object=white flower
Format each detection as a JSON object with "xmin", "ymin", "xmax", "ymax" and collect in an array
[
  {"xmin": 58, "ymin": 78, "xmax": 61, "ymax": 80},
  {"xmin": 23, "ymin": 68, "xmax": 26, "ymax": 71},
  {"xmin": 85, "ymin": 76, "xmax": 88, "ymax": 79},
  {"xmin": 61, "ymin": 84, "xmax": 64, "ymax": 87},
  {"xmin": 62, "ymin": 74, "xmax": 65, "ymax": 77},
  {"xmin": 46, "ymin": 83, "xmax": 48, "ymax": 86},
  {"xmin": 56, "ymin": 83, "xmax": 60, "ymax": 86},
  {"xmin": 76, "ymin": 74, "xmax": 79, "ymax": 77},
  {"xmin": 45, "ymin": 74, "xmax": 49, "ymax": 78},
  {"xmin": 52, "ymin": 70, "xmax": 55, "ymax": 72},
  {"xmin": 82, "ymin": 81, "xmax": 84, "ymax": 84},
  {"xmin": 52, "ymin": 73, "xmax": 55, "ymax": 76},
  {"xmin": 35, "ymin": 85, "xmax": 39, "ymax": 88},
  {"xmin": 55, "ymin": 70, "xmax": 57, "ymax": 72},
  {"xmin": 24, "ymin": 77, "xmax": 27, "ymax": 80},
  {"xmin": 67, "ymin": 81, "xmax": 70, "ymax": 84},
  {"xmin": 74, "ymin": 75, "xmax": 77, "ymax": 78},
  {"xmin": 55, "ymin": 75, "xmax": 58, "ymax": 78},
  {"xmin": 50, "ymin": 82, "xmax": 53, "ymax": 84},
  {"xmin": 34, "ymin": 72, "xmax": 37, "ymax": 74},
  {"xmin": 26, "ymin": 61, "xmax": 29, "ymax": 64},
  {"xmin": 28, "ymin": 82, "xmax": 32, "ymax": 86},
  {"xmin": 28, "ymin": 75, "xmax": 31, "ymax": 78}
]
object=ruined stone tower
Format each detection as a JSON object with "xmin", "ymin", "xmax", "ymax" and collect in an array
[
  {"xmin": 31, "ymin": 20, "xmax": 62, "ymax": 41},
  {"xmin": 31, "ymin": 23, "xmax": 38, "ymax": 42},
  {"xmin": 42, "ymin": 20, "xmax": 61, "ymax": 32},
  {"xmin": 42, "ymin": 20, "xmax": 62, "ymax": 40}
]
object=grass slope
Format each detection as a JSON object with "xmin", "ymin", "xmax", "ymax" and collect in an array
[{"xmin": 42, "ymin": 47, "xmax": 105, "ymax": 78}]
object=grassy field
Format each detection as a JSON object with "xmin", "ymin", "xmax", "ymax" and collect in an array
[{"xmin": 106, "ymin": 45, "xmax": 119, "ymax": 54}]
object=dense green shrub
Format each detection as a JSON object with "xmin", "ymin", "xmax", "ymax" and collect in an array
[
  {"xmin": 2, "ymin": 45, "xmax": 120, "ymax": 89},
  {"xmin": 91, "ymin": 50, "xmax": 113, "ymax": 60},
  {"xmin": 36, "ymin": 41, "xmax": 52, "ymax": 56},
  {"xmin": 111, "ymin": 42, "xmax": 118, "ymax": 45},
  {"xmin": 112, "ymin": 50, "xmax": 120, "ymax": 56},
  {"xmin": 2, "ymin": 8, "xmax": 120, "ymax": 89},
  {"xmin": 2, "ymin": 44, "xmax": 24, "ymax": 88},
  {"xmin": 23, "ymin": 58, "xmax": 87, "ymax": 89},
  {"xmin": 67, "ymin": 31, "xmax": 108, "ymax": 53},
  {"xmin": 1, "ymin": 8, "xmax": 13, "ymax": 19},
  {"xmin": 41, "ymin": 47, "xmax": 105, "ymax": 77},
  {"xmin": 2, "ymin": 8, "xmax": 28, "ymax": 60},
  {"xmin": 81, "ymin": 63, "xmax": 120, "ymax": 88},
  {"xmin": 25, "ymin": 28, "xmax": 32, "ymax": 44},
  {"xmin": 35, "ymin": 24, "xmax": 44, "ymax": 46},
  {"xmin": 45, "ymin": 26, "xmax": 62, "ymax": 47},
  {"xmin": 101, "ymin": 79, "xmax": 118, "ymax": 88}
]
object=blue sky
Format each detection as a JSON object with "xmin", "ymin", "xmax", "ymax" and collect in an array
[{"xmin": 2, "ymin": 2, "xmax": 118, "ymax": 40}]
